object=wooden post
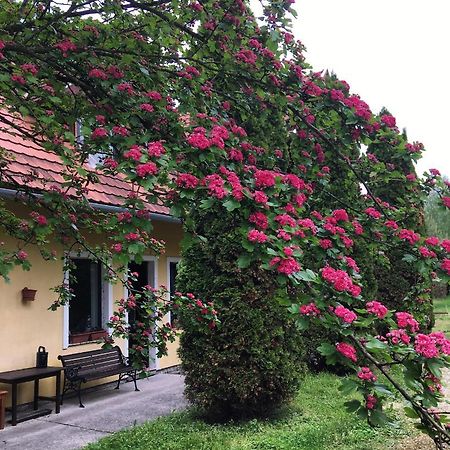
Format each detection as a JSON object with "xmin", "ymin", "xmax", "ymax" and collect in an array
[{"xmin": 0, "ymin": 390, "xmax": 7, "ymax": 430}]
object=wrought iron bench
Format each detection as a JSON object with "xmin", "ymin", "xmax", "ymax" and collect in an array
[{"xmin": 58, "ymin": 346, "xmax": 139, "ymax": 408}]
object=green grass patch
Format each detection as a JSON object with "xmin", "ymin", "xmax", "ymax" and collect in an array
[
  {"xmin": 433, "ymin": 296, "xmax": 450, "ymax": 333},
  {"xmin": 85, "ymin": 372, "xmax": 408, "ymax": 450}
]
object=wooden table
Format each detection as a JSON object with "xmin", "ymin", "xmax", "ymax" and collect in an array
[{"xmin": 0, "ymin": 367, "xmax": 63, "ymax": 426}]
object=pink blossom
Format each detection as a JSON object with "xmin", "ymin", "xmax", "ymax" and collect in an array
[
  {"xmin": 91, "ymin": 128, "xmax": 108, "ymax": 140},
  {"xmin": 145, "ymin": 91, "xmax": 163, "ymax": 101},
  {"xmin": 366, "ymin": 301, "xmax": 388, "ymax": 319},
  {"xmin": 398, "ymin": 229, "xmax": 420, "ymax": 245},
  {"xmin": 136, "ymin": 162, "xmax": 158, "ymax": 177},
  {"xmin": 419, "ymin": 246, "xmax": 436, "ymax": 258},
  {"xmin": 441, "ymin": 259, "xmax": 450, "ymax": 275},
  {"xmin": 111, "ymin": 243, "xmax": 122, "ymax": 253},
  {"xmin": 387, "ymin": 329, "xmax": 411, "ymax": 345},
  {"xmin": 425, "ymin": 236, "xmax": 440, "ymax": 246},
  {"xmin": 11, "ymin": 74, "xmax": 26, "ymax": 85},
  {"xmin": 20, "ymin": 63, "xmax": 39, "ymax": 75},
  {"xmin": 140, "ymin": 103, "xmax": 154, "ymax": 113},
  {"xmin": 334, "ymin": 305, "xmax": 357, "ymax": 323},
  {"xmin": 124, "ymin": 146, "xmax": 142, "ymax": 161},
  {"xmin": 17, "ymin": 250, "xmax": 28, "ymax": 261},
  {"xmin": 276, "ymin": 257, "xmax": 301, "ymax": 275},
  {"xmin": 358, "ymin": 367, "xmax": 377, "ymax": 382},
  {"xmin": 336, "ymin": 342, "xmax": 357, "ymax": 362},
  {"xmin": 442, "ymin": 240, "xmax": 450, "ymax": 253},
  {"xmin": 365, "ymin": 207, "xmax": 382, "ymax": 219},
  {"xmin": 385, "ymin": 220, "xmax": 399, "ymax": 230},
  {"xmin": 366, "ymin": 395, "xmax": 377, "ymax": 410},
  {"xmin": 381, "ymin": 114, "xmax": 396, "ymax": 127},
  {"xmin": 253, "ymin": 191, "xmax": 268, "ymax": 204},
  {"xmin": 345, "ymin": 256, "xmax": 359, "ymax": 272},
  {"xmin": 147, "ymin": 141, "xmax": 165, "ymax": 157},
  {"xmin": 320, "ymin": 239, "xmax": 332, "ymax": 249},
  {"xmin": 415, "ymin": 334, "xmax": 439, "ymax": 358},
  {"xmin": 54, "ymin": 39, "xmax": 77, "ymax": 56},
  {"xmin": 247, "ymin": 229, "xmax": 268, "ymax": 243},
  {"xmin": 396, "ymin": 312, "xmax": 419, "ymax": 333},
  {"xmin": 249, "ymin": 212, "xmax": 268, "ymax": 230},
  {"xmin": 117, "ymin": 82, "xmax": 135, "ymax": 95},
  {"xmin": 187, "ymin": 133, "xmax": 210, "ymax": 150},
  {"xmin": 176, "ymin": 173, "xmax": 199, "ymax": 189},
  {"xmin": 443, "ymin": 197, "xmax": 450, "ymax": 208},
  {"xmin": 88, "ymin": 68, "xmax": 108, "ymax": 80},
  {"xmin": 332, "ymin": 209, "xmax": 349, "ymax": 222},
  {"xmin": 299, "ymin": 302, "xmax": 321, "ymax": 316},
  {"xmin": 254, "ymin": 170, "xmax": 276, "ymax": 189}
]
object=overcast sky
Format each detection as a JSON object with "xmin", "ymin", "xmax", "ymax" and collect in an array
[{"xmin": 292, "ymin": 0, "xmax": 449, "ymax": 177}]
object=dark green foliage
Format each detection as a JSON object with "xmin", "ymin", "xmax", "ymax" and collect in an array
[{"xmin": 177, "ymin": 209, "xmax": 306, "ymax": 419}]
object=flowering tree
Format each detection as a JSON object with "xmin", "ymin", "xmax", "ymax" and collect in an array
[{"xmin": 1, "ymin": 0, "xmax": 450, "ymax": 446}]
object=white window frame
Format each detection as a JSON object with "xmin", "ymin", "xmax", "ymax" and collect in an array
[
  {"xmin": 62, "ymin": 252, "xmax": 113, "ymax": 349},
  {"xmin": 123, "ymin": 256, "xmax": 159, "ymax": 370}
]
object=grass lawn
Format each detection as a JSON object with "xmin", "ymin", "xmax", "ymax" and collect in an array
[
  {"xmin": 85, "ymin": 372, "xmax": 409, "ymax": 450},
  {"xmin": 434, "ymin": 295, "xmax": 450, "ymax": 333}
]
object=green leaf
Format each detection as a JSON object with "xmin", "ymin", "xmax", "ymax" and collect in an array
[
  {"xmin": 318, "ymin": 343, "xmax": 336, "ymax": 356},
  {"xmin": 426, "ymin": 359, "xmax": 445, "ymax": 378},
  {"xmin": 296, "ymin": 269, "xmax": 318, "ymax": 283},
  {"xmin": 237, "ymin": 254, "xmax": 252, "ymax": 269},
  {"xmin": 295, "ymin": 317, "xmax": 309, "ymax": 331},
  {"xmin": 369, "ymin": 410, "xmax": 389, "ymax": 427},
  {"xmin": 404, "ymin": 406, "xmax": 419, "ymax": 419},
  {"xmin": 373, "ymin": 383, "xmax": 394, "ymax": 397},
  {"xmin": 365, "ymin": 338, "xmax": 387, "ymax": 351},
  {"xmin": 344, "ymin": 400, "xmax": 361, "ymax": 413},
  {"xmin": 200, "ymin": 198, "xmax": 215, "ymax": 210},
  {"xmin": 339, "ymin": 378, "xmax": 359, "ymax": 395},
  {"xmin": 223, "ymin": 199, "xmax": 240, "ymax": 212}
]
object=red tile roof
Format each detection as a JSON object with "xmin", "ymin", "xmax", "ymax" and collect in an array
[{"xmin": 0, "ymin": 112, "xmax": 170, "ymax": 216}]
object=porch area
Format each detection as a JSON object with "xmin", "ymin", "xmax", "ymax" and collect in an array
[{"xmin": 0, "ymin": 373, "xmax": 186, "ymax": 450}]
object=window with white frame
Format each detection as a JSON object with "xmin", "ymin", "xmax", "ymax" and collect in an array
[{"xmin": 66, "ymin": 257, "xmax": 109, "ymax": 345}]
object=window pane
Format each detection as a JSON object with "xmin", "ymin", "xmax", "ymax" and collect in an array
[
  {"xmin": 69, "ymin": 259, "xmax": 102, "ymax": 334},
  {"xmin": 169, "ymin": 261, "xmax": 179, "ymax": 326}
]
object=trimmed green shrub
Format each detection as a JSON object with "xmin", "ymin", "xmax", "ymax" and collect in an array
[{"xmin": 177, "ymin": 210, "xmax": 306, "ymax": 419}]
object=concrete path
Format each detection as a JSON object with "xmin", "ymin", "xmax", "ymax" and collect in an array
[{"xmin": 0, "ymin": 373, "xmax": 187, "ymax": 450}]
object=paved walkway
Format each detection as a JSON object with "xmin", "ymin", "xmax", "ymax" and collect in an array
[{"xmin": 0, "ymin": 373, "xmax": 186, "ymax": 450}]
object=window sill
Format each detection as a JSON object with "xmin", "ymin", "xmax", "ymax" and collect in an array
[{"xmin": 69, "ymin": 330, "xmax": 108, "ymax": 345}]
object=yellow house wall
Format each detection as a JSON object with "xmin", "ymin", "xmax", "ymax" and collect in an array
[{"xmin": 0, "ymin": 204, "xmax": 182, "ymax": 407}]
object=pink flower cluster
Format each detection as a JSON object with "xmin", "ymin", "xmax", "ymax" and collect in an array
[
  {"xmin": 334, "ymin": 305, "xmax": 357, "ymax": 323},
  {"xmin": 395, "ymin": 312, "xmax": 419, "ymax": 333},
  {"xmin": 365, "ymin": 395, "xmax": 377, "ymax": 410},
  {"xmin": 247, "ymin": 229, "xmax": 268, "ymax": 243},
  {"xmin": 414, "ymin": 333, "xmax": 449, "ymax": 359},
  {"xmin": 365, "ymin": 207, "xmax": 382, "ymax": 219},
  {"xmin": 299, "ymin": 302, "xmax": 321, "ymax": 316},
  {"xmin": 269, "ymin": 256, "xmax": 301, "ymax": 275},
  {"xmin": 336, "ymin": 342, "xmax": 357, "ymax": 362},
  {"xmin": 203, "ymin": 174, "xmax": 226, "ymax": 199},
  {"xmin": 357, "ymin": 367, "xmax": 377, "ymax": 382},
  {"xmin": 249, "ymin": 211, "xmax": 268, "ymax": 230},
  {"xmin": 398, "ymin": 229, "xmax": 420, "ymax": 245},
  {"xmin": 254, "ymin": 170, "xmax": 277, "ymax": 188},
  {"xmin": 321, "ymin": 266, "xmax": 361, "ymax": 297},
  {"xmin": 441, "ymin": 259, "xmax": 450, "ymax": 275},
  {"xmin": 148, "ymin": 141, "xmax": 165, "ymax": 157},
  {"xmin": 366, "ymin": 301, "xmax": 388, "ymax": 319},
  {"xmin": 136, "ymin": 162, "xmax": 158, "ymax": 177},
  {"xmin": 176, "ymin": 173, "xmax": 199, "ymax": 189},
  {"xmin": 386, "ymin": 329, "xmax": 411, "ymax": 345}
]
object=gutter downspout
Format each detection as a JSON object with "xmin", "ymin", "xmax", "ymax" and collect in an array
[{"xmin": 0, "ymin": 187, "xmax": 181, "ymax": 223}]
